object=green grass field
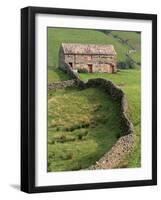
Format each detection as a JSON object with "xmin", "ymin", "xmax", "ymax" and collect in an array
[
  {"xmin": 47, "ymin": 27, "xmax": 141, "ymax": 169},
  {"xmin": 48, "ymin": 87, "xmax": 122, "ymax": 171},
  {"xmin": 79, "ymin": 69, "xmax": 141, "ymax": 167}
]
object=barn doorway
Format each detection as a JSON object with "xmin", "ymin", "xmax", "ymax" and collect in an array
[
  {"xmin": 88, "ymin": 64, "xmax": 93, "ymax": 73},
  {"xmin": 111, "ymin": 65, "xmax": 114, "ymax": 73},
  {"xmin": 69, "ymin": 62, "xmax": 73, "ymax": 68}
]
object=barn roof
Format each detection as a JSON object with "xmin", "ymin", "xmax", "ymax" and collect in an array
[{"xmin": 61, "ymin": 43, "xmax": 116, "ymax": 55}]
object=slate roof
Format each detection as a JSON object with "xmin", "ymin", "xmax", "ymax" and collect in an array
[{"xmin": 61, "ymin": 43, "xmax": 116, "ymax": 55}]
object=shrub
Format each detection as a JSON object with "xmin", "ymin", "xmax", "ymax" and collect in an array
[
  {"xmin": 117, "ymin": 61, "xmax": 128, "ymax": 69},
  {"xmin": 78, "ymin": 68, "xmax": 88, "ymax": 73}
]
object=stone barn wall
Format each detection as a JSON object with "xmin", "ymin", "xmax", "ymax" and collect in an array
[
  {"xmin": 74, "ymin": 63, "xmax": 116, "ymax": 73},
  {"xmin": 58, "ymin": 46, "xmax": 66, "ymax": 71},
  {"xmin": 64, "ymin": 54, "xmax": 117, "ymax": 73},
  {"xmin": 59, "ymin": 46, "xmax": 117, "ymax": 73}
]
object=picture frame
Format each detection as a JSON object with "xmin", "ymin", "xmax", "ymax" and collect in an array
[{"xmin": 21, "ymin": 6, "xmax": 157, "ymax": 193}]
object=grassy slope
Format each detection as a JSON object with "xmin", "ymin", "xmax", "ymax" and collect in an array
[
  {"xmin": 47, "ymin": 28, "xmax": 140, "ymax": 83},
  {"xmin": 111, "ymin": 31, "xmax": 141, "ymax": 64},
  {"xmin": 48, "ymin": 69, "xmax": 70, "ymax": 83},
  {"xmin": 48, "ymin": 87, "xmax": 122, "ymax": 171},
  {"xmin": 79, "ymin": 69, "xmax": 141, "ymax": 167}
]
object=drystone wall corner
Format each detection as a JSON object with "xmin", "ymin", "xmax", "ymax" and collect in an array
[
  {"xmin": 64, "ymin": 63, "xmax": 80, "ymax": 80},
  {"xmin": 84, "ymin": 78, "xmax": 134, "ymax": 136}
]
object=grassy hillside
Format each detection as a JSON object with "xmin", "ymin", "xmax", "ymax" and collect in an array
[
  {"xmin": 48, "ymin": 28, "xmax": 128, "ymax": 68},
  {"xmin": 111, "ymin": 31, "xmax": 141, "ymax": 50},
  {"xmin": 48, "ymin": 87, "xmax": 122, "ymax": 171},
  {"xmin": 47, "ymin": 27, "xmax": 141, "ymax": 169},
  {"xmin": 79, "ymin": 69, "xmax": 141, "ymax": 167},
  {"xmin": 47, "ymin": 28, "xmax": 141, "ymax": 83},
  {"xmin": 110, "ymin": 31, "xmax": 141, "ymax": 64}
]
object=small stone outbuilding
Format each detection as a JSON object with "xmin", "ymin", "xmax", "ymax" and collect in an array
[{"xmin": 59, "ymin": 43, "xmax": 117, "ymax": 73}]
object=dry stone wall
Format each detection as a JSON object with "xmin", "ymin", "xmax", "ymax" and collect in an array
[
  {"xmin": 48, "ymin": 73, "xmax": 134, "ymax": 169},
  {"xmin": 48, "ymin": 79, "xmax": 77, "ymax": 90},
  {"xmin": 89, "ymin": 133, "xmax": 134, "ymax": 169},
  {"xmin": 83, "ymin": 78, "xmax": 134, "ymax": 136},
  {"xmin": 65, "ymin": 63, "xmax": 80, "ymax": 79},
  {"xmin": 48, "ymin": 64, "xmax": 79, "ymax": 90},
  {"xmin": 77, "ymin": 78, "xmax": 134, "ymax": 169}
]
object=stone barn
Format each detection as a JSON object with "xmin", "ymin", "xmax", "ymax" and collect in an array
[{"xmin": 59, "ymin": 43, "xmax": 117, "ymax": 73}]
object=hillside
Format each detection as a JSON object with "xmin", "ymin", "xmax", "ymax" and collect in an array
[
  {"xmin": 109, "ymin": 31, "xmax": 141, "ymax": 65},
  {"xmin": 47, "ymin": 27, "xmax": 141, "ymax": 83}
]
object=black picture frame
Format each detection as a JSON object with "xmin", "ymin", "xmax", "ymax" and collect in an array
[{"xmin": 21, "ymin": 6, "xmax": 157, "ymax": 193}]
